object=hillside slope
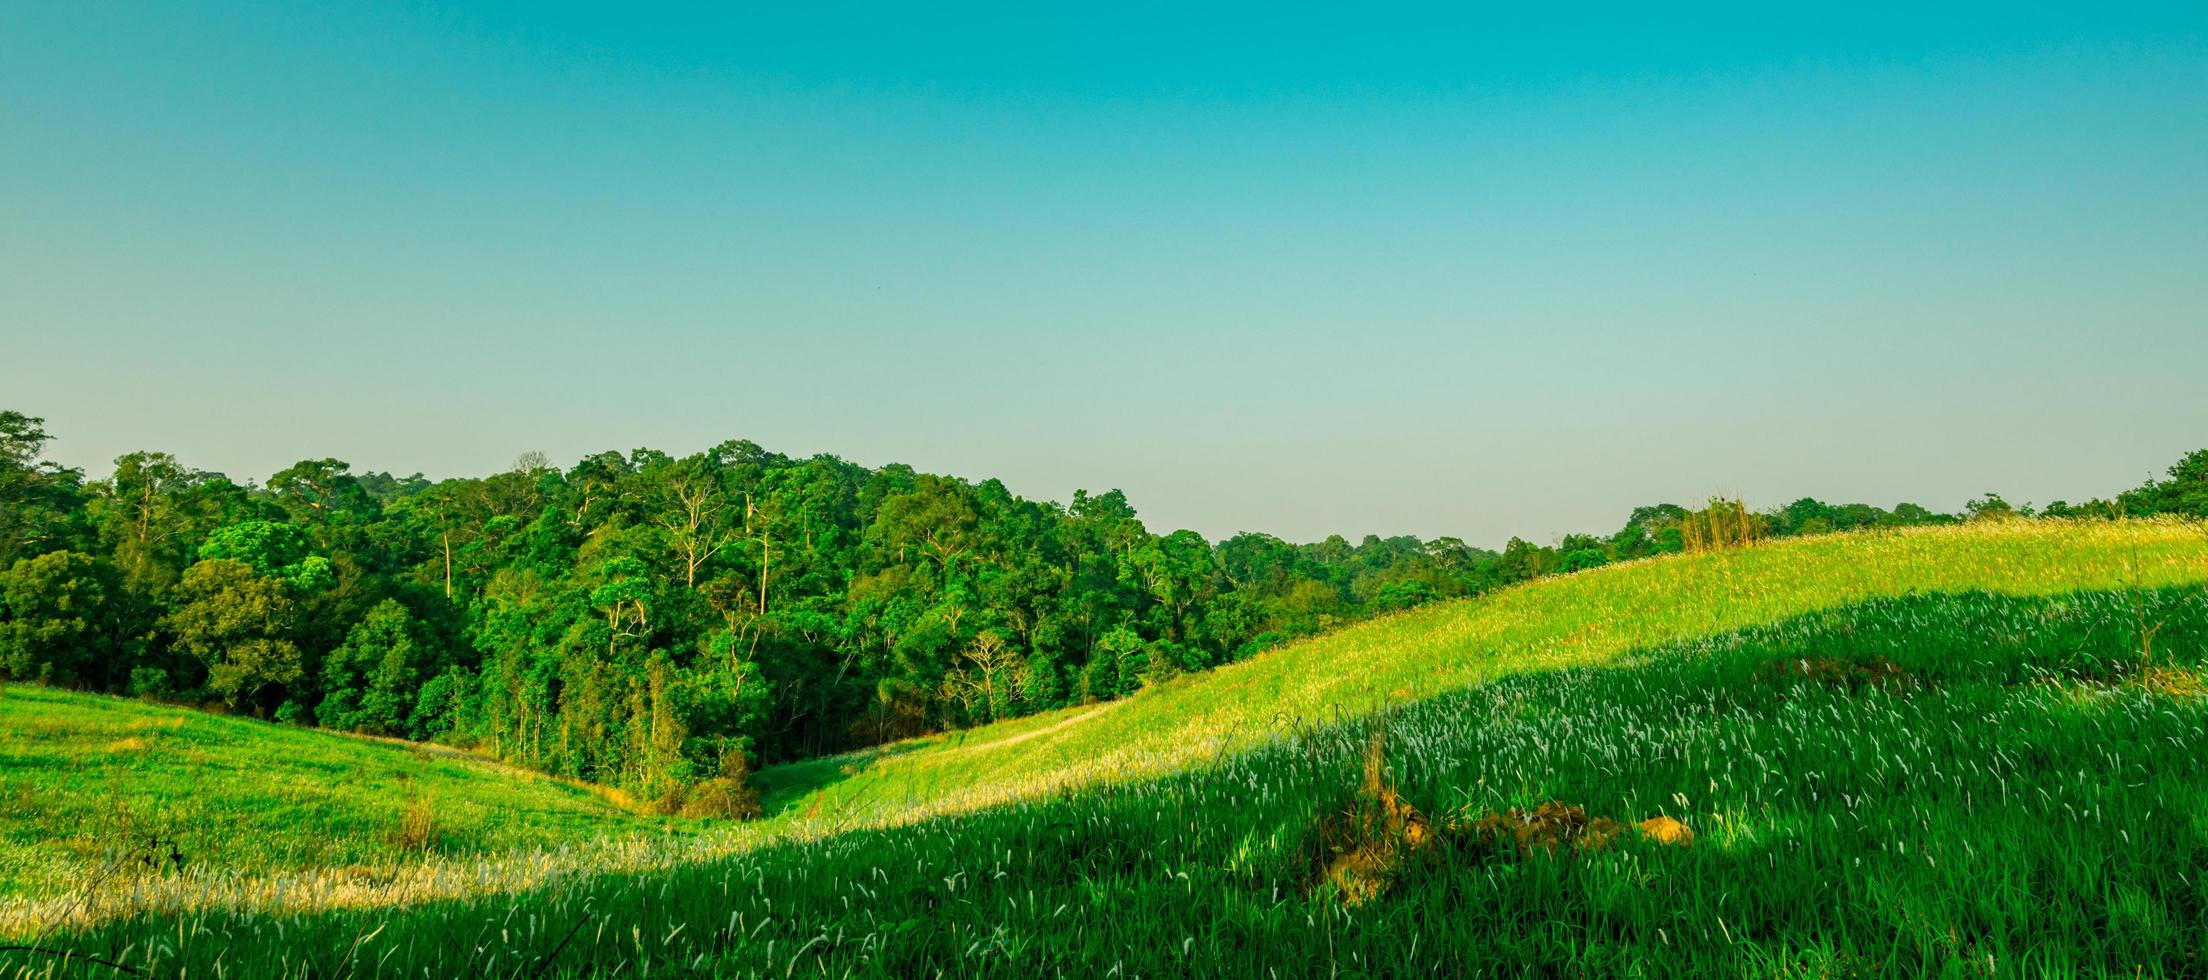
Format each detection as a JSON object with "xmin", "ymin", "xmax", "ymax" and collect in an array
[
  {"xmin": 0, "ymin": 686, "xmax": 666, "ymax": 923},
  {"xmin": 27, "ymin": 518, "xmax": 2208, "ymax": 977},
  {"xmin": 755, "ymin": 519, "xmax": 2208, "ymax": 823},
  {"xmin": 8, "ymin": 520, "xmax": 2207, "ymax": 955}
]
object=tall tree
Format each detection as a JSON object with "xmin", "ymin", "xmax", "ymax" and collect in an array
[
  {"xmin": 268, "ymin": 458, "xmax": 375, "ymax": 532},
  {"xmin": 165, "ymin": 558, "xmax": 303, "ymax": 711},
  {"xmin": 656, "ymin": 456, "xmax": 738, "ymax": 589},
  {"xmin": 320, "ymin": 598, "xmax": 433, "ymax": 735},
  {"xmin": 0, "ymin": 550, "xmax": 126, "ymax": 686},
  {"xmin": 0, "ymin": 411, "xmax": 86, "ymax": 563}
]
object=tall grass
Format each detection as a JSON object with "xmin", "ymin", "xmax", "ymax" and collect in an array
[
  {"xmin": 1681, "ymin": 496, "xmax": 1763, "ymax": 552},
  {"xmin": 759, "ymin": 519, "xmax": 2208, "ymax": 829},
  {"xmin": 16, "ymin": 584, "xmax": 2208, "ymax": 977}
]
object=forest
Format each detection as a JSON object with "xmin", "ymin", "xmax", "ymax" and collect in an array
[{"xmin": 3, "ymin": 407, "xmax": 2200, "ymax": 811}]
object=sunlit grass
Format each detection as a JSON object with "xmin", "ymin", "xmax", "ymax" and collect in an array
[
  {"xmin": 764, "ymin": 518, "xmax": 2208, "ymax": 825},
  {"xmin": 0, "ymin": 686, "xmax": 686, "ymax": 929},
  {"xmin": 6, "ymin": 518, "xmax": 2207, "ymax": 977}
]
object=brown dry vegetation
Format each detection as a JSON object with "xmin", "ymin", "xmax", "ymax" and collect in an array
[
  {"xmin": 1309, "ymin": 732, "xmax": 1693, "ymax": 906},
  {"xmin": 385, "ymin": 797, "xmax": 438, "ymax": 853},
  {"xmin": 1758, "ymin": 655, "xmax": 1916, "ymax": 692},
  {"xmin": 1682, "ymin": 497, "xmax": 1764, "ymax": 553}
]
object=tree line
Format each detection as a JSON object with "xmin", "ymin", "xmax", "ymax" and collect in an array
[{"xmin": 2, "ymin": 408, "xmax": 2200, "ymax": 811}]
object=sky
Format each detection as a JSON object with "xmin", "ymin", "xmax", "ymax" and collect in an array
[{"xmin": 3, "ymin": 3, "xmax": 2205, "ymax": 548}]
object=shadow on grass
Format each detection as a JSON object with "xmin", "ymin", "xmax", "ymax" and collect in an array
[
  {"xmin": 748, "ymin": 736, "xmax": 952, "ymax": 819},
  {"xmin": 30, "ymin": 586, "xmax": 2208, "ymax": 977}
]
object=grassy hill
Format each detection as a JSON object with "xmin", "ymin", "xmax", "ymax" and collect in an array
[
  {"xmin": 9, "ymin": 519, "xmax": 2208, "ymax": 977},
  {"xmin": 0, "ymin": 685, "xmax": 678, "ymax": 930},
  {"xmin": 752, "ymin": 518, "xmax": 2208, "ymax": 822}
]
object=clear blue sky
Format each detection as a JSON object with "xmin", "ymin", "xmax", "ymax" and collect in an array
[{"xmin": 4, "ymin": 3, "xmax": 2204, "ymax": 547}]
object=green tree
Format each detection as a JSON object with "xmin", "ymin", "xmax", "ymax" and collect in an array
[
  {"xmin": 320, "ymin": 598, "xmax": 431, "ymax": 735},
  {"xmin": 1124, "ymin": 529, "xmax": 1217, "ymax": 641},
  {"xmin": 629, "ymin": 651, "xmax": 690, "ymax": 804},
  {"xmin": 1371, "ymin": 578, "xmax": 1439, "ymax": 611},
  {"xmin": 165, "ymin": 559, "xmax": 303, "ymax": 710},
  {"xmin": 396, "ymin": 482, "xmax": 483, "ymax": 601},
  {"xmin": 2119, "ymin": 450, "xmax": 2208, "ymax": 518},
  {"xmin": 1557, "ymin": 548, "xmax": 1608, "ymax": 573},
  {"xmin": 1496, "ymin": 537, "xmax": 1549, "ymax": 583},
  {"xmin": 0, "ymin": 550, "xmax": 126, "ymax": 686},
  {"xmin": 90, "ymin": 451, "xmax": 203, "ymax": 593},
  {"xmin": 0, "ymin": 411, "xmax": 86, "ymax": 563},
  {"xmin": 1963, "ymin": 493, "xmax": 2023, "ymax": 522},
  {"xmin": 267, "ymin": 458, "xmax": 374, "ymax": 528},
  {"xmin": 198, "ymin": 521, "xmax": 335, "ymax": 590},
  {"xmin": 685, "ymin": 629, "xmax": 774, "ymax": 757},
  {"xmin": 653, "ymin": 455, "xmax": 739, "ymax": 589},
  {"xmin": 589, "ymin": 556, "xmax": 654, "ymax": 657},
  {"xmin": 872, "ymin": 475, "xmax": 983, "ymax": 572}
]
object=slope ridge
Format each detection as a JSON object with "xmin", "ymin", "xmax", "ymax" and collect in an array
[{"xmin": 761, "ymin": 519, "xmax": 2207, "ymax": 825}]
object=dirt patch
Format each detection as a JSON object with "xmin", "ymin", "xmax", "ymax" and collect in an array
[
  {"xmin": 1759, "ymin": 656, "xmax": 1914, "ymax": 692},
  {"xmin": 1306, "ymin": 734, "xmax": 1692, "ymax": 906},
  {"xmin": 1464, "ymin": 802, "xmax": 1625, "ymax": 856},
  {"xmin": 956, "ymin": 700, "xmax": 1123, "ymax": 754}
]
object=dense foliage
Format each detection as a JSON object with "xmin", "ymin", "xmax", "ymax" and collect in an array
[{"xmin": 3, "ymin": 407, "xmax": 2197, "ymax": 804}]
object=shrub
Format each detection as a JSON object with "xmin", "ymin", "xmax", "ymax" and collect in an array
[
  {"xmin": 1557, "ymin": 549, "xmax": 1608, "ymax": 573},
  {"xmin": 273, "ymin": 700, "xmax": 309, "ymax": 726},
  {"xmin": 679, "ymin": 748, "xmax": 763, "ymax": 820},
  {"xmin": 1681, "ymin": 498, "xmax": 1763, "ymax": 552},
  {"xmin": 677, "ymin": 778, "xmax": 760, "ymax": 820},
  {"xmin": 646, "ymin": 784, "xmax": 688, "ymax": 817},
  {"xmin": 128, "ymin": 667, "xmax": 169, "ymax": 699},
  {"xmin": 1371, "ymin": 579, "xmax": 1439, "ymax": 611},
  {"xmin": 386, "ymin": 797, "xmax": 437, "ymax": 852}
]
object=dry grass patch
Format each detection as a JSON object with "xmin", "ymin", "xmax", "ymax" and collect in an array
[
  {"xmin": 386, "ymin": 797, "xmax": 439, "ymax": 853},
  {"xmin": 1759, "ymin": 655, "xmax": 1915, "ymax": 692},
  {"xmin": 2134, "ymin": 665, "xmax": 2205, "ymax": 698},
  {"xmin": 1636, "ymin": 814, "xmax": 1694, "ymax": 845},
  {"xmin": 1465, "ymin": 802, "xmax": 1625, "ymax": 856},
  {"xmin": 1308, "ymin": 732, "xmax": 1439, "ymax": 906},
  {"xmin": 1310, "ymin": 733, "xmax": 1696, "ymax": 906}
]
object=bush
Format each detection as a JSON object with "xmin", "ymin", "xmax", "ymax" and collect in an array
[
  {"xmin": 1372, "ymin": 580, "xmax": 1439, "ymax": 611},
  {"xmin": 1557, "ymin": 549, "xmax": 1608, "ymax": 573},
  {"xmin": 128, "ymin": 667, "xmax": 169, "ymax": 699},
  {"xmin": 679, "ymin": 777, "xmax": 762, "ymax": 820},
  {"xmin": 274, "ymin": 700, "xmax": 310, "ymax": 726},
  {"xmin": 644, "ymin": 783, "xmax": 687, "ymax": 817},
  {"xmin": 386, "ymin": 796, "xmax": 438, "ymax": 852},
  {"xmin": 678, "ymin": 748, "xmax": 763, "ymax": 820}
]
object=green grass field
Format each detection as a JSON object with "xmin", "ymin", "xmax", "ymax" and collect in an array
[
  {"xmin": 0, "ymin": 686, "xmax": 693, "ymax": 932},
  {"xmin": 753, "ymin": 518, "xmax": 2208, "ymax": 825},
  {"xmin": 7, "ymin": 519, "xmax": 2208, "ymax": 977}
]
